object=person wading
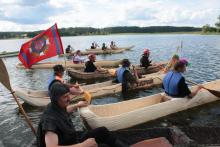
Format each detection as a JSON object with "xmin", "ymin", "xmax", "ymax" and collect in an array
[
  {"xmin": 115, "ymin": 59, "xmax": 139, "ymax": 94},
  {"xmin": 140, "ymin": 49, "xmax": 152, "ymax": 69},
  {"xmin": 37, "ymin": 83, "xmax": 128, "ymax": 147},
  {"xmin": 163, "ymin": 59, "xmax": 203, "ymax": 98},
  {"xmin": 48, "ymin": 65, "xmax": 83, "ymax": 95}
]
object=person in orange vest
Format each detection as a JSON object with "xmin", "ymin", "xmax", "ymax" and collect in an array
[{"xmin": 48, "ymin": 65, "xmax": 83, "ymax": 95}]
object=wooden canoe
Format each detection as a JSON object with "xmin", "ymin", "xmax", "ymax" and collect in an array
[
  {"xmin": 0, "ymin": 51, "xmax": 19, "ymax": 58},
  {"xmin": 59, "ymin": 45, "xmax": 134, "ymax": 57},
  {"xmin": 67, "ymin": 61, "xmax": 167, "ymax": 80},
  {"xmin": 16, "ymin": 60, "xmax": 122, "ymax": 69},
  {"xmin": 14, "ymin": 72, "xmax": 164, "ymax": 107},
  {"xmin": 79, "ymin": 79, "xmax": 220, "ymax": 131}
]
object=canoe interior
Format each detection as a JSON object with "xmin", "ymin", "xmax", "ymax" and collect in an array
[
  {"xmin": 86, "ymin": 79, "xmax": 220, "ymax": 117},
  {"xmin": 89, "ymin": 94, "xmax": 165, "ymax": 117}
]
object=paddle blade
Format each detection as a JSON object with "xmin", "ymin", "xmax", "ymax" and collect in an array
[
  {"xmin": 0, "ymin": 58, "xmax": 12, "ymax": 91},
  {"xmin": 84, "ymin": 91, "xmax": 92, "ymax": 104},
  {"xmin": 108, "ymin": 69, "xmax": 116, "ymax": 76},
  {"xmin": 206, "ymin": 88, "xmax": 220, "ymax": 98}
]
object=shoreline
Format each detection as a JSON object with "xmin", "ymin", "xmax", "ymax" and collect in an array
[{"xmin": 1, "ymin": 32, "xmax": 220, "ymax": 40}]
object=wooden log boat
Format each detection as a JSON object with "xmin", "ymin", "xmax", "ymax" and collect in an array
[
  {"xmin": 16, "ymin": 60, "xmax": 122, "ymax": 69},
  {"xmin": 0, "ymin": 51, "xmax": 19, "ymax": 58},
  {"xmin": 67, "ymin": 61, "xmax": 167, "ymax": 80},
  {"xmin": 59, "ymin": 45, "xmax": 134, "ymax": 57},
  {"xmin": 79, "ymin": 79, "xmax": 220, "ymax": 131},
  {"xmin": 14, "ymin": 72, "xmax": 164, "ymax": 107}
]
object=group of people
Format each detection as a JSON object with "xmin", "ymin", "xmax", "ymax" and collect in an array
[
  {"xmin": 36, "ymin": 47, "xmax": 203, "ymax": 147},
  {"xmin": 90, "ymin": 41, "xmax": 118, "ymax": 50}
]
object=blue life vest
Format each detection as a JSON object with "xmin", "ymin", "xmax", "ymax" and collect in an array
[
  {"xmin": 116, "ymin": 67, "xmax": 128, "ymax": 83},
  {"xmin": 48, "ymin": 75, "xmax": 63, "ymax": 90},
  {"xmin": 163, "ymin": 71, "xmax": 183, "ymax": 96}
]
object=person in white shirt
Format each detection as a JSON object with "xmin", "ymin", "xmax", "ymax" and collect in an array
[{"xmin": 72, "ymin": 50, "xmax": 85, "ymax": 64}]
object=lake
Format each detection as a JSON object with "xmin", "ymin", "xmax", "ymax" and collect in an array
[{"xmin": 0, "ymin": 34, "xmax": 220, "ymax": 146}]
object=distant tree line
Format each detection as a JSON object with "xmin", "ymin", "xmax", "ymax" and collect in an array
[
  {"xmin": 0, "ymin": 26, "xmax": 202, "ymax": 39},
  {"xmin": 202, "ymin": 15, "xmax": 220, "ymax": 33}
]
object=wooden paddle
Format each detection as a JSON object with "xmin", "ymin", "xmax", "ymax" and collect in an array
[
  {"xmin": 186, "ymin": 80, "xmax": 220, "ymax": 98},
  {"xmin": 76, "ymin": 81, "xmax": 92, "ymax": 104},
  {"xmin": 0, "ymin": 58, "xmax": 36, "ymax": 136}
]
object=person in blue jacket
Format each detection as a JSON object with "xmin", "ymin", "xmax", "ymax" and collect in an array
[
  {"xmin": 116, "ymin": 59, "xmax": 138, "ymax": 93},
  {"xmin": 163, "ymin": 59, "xmax": 203, "ymax": 98}
]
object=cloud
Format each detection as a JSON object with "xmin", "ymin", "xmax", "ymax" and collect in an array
[{"xmin": 0, "ymin": 0, "xmax": 219, "ymax": 31}]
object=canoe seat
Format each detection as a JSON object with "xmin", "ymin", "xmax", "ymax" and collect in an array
[{"xmin": 131, "ymin": 137, "xmax": 172, "ymax": 147}]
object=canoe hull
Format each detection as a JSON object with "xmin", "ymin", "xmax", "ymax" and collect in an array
[
  {"xmin": 79, "ymin": 79, "xmax": 220, "ymax": 131},
  {"xmin": 16, "ymin": 60, "xmax": 122, "ymax": 69},
  {"xmin": 14, "ymin": 73, "xmax": 164, "ymax": 107},
  {"xmin": 60, "ymin": 46, "xmax": 134, "ymax": 57},
  {"xmin": 67, "ymin": 61, "xmax": 167, "ymax": 80}
]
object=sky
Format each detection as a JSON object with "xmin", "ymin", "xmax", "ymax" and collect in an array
[{"xmin": 0, "ymin": 0, "xmax": 219, "ymax": 31}]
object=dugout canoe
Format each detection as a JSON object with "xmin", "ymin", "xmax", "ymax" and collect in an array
[
  {"xmin": 79, "ymin": 79, "xmax": 220, "ymax": 131},
  {"xmin": 59, "ymin": 45, "xmax": 134, "ymax": 57},
  {"xmin": 14, "ymin": 72, "xmax": 164, "ymax": 107},
  {"xmin": 67, "ymin": 61, "xmax": 167, "ymax": 80},
  {"xmin": 0, "ymin": 51, "xmax": 19, "ymax": 58},
  {"xmin": 16, "ymin": 60, "xmax": 122, "ymax": 69}
]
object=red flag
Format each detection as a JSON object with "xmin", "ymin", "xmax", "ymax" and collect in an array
[{"xmin": 18, "ymin": 23, "xmax": 64, "ymax": 68}]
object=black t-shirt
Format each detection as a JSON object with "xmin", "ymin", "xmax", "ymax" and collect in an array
[
  {"xmin": 84, "ymin": 61, "xmax": 97, "ymax": 72},
  {"xmin": 177, "ymin": 77, "xmax": 191, "ymax": 97},
  {"xmin": 66, "ymin": 47, "xmax": 71, "ymax": 53},
  {"xmin": 140, "ymin": 55, "xmax": 151, "ymax": 68},
  {"xmin": 37, "ymin": 103, "xmax": 77, "ymax": 147}
]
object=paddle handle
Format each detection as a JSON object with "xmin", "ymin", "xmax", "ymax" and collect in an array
[{"xmin": 11, "ymin": 92, "xmax": 36, "ymax": 136}]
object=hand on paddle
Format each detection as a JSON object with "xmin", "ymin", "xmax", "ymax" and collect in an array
[{"xmin": 77, "ymin": 101, "xmax": 88, "ymax": 107}]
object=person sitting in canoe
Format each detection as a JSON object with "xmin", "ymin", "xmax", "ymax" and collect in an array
[
  {"xmin": 65, "ymin": 45, "xmax": 73, "ymax": 54},
  {"xmin": 140, "ymin": 49, "xmax": 152, "ymax": 69},
  {"xmin": 37, "ymin": 83, "xmax": 128, "ymax": 147},
  {"xmin": 48, "ymin": 65, "xmax": 83, "ymax": 95},
  {"xmin": 72, "ymin": 50, "xmax": 85, "ymax": 64},
  {"xmin": 90, "ymin": 42, "xmax": 96, "ymax": 49},
  {"xmin": 162, "ymin": 54, "xmax": 179, "ymax": 73},
  {"xmin": 102, "ymin": 43, "xmax": 107, "ymax": 50},
  {"xmin": 84, "ymin": 54, "xmax": 103, "ymax": 73},
  {"xmin": 115, "ymin": 59, "xmax": 139, "ymax": 93},
  {"xmin": 163, "ymin": 59, "xmax": 203, "ymax": 98},
  {"xmin": 110, "ymin": 41, "xmax": 117, "ymax": 49}
]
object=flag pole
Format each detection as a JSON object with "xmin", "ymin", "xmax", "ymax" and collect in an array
[{"xmin": 0, "ymin": 58, "xmax": 36, "ymax": 136}]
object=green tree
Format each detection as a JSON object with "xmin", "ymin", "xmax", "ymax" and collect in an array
[
  {"xmin": 202, "ymin": 24, "xmax": 211, "ymax": 33},
  {"xmin": 215, "ymin": 15, "xmax": 220, "ymax": 32}
]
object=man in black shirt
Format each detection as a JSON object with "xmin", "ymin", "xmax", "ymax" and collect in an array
[
  {"xmin": 163, "ymin": 59, "xmax": 203, "ymax": 98},
  {"xmin": 140, "ymin": 49, "xmax": 152, "ymax": 69},
  {"xmin": 37, "ymin": 83, "xmax": 127, "ymax": 147},
  {"xmin": 65, "ymin": 45, "xmax": 72, "ymax": 54},
  {"xmin": 84, "ymin": 54, "xmax": 102, "ymax": 72}
]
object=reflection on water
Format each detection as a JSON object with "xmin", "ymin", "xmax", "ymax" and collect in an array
[{"xmin": 0, "ymin": 34, "xmax": 220, "ymax": 146}]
